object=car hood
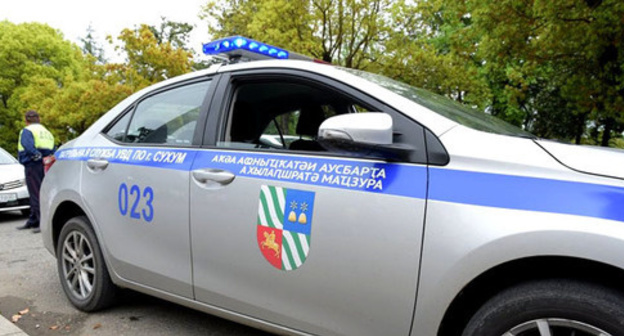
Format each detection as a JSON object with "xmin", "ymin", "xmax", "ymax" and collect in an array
[
  {"xmin": 0, "ymin": 163, "xmax": 25, "ymax": 183},
  {"xmin": 536, "ymin": 139, "xmax": 624, "ymax": 179}
]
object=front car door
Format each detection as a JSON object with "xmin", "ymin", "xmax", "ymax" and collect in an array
[
  {"xmin": 80, "ymin": 79, "xmax": 213, "ymax": 298},
  {"xmin": 190, "ymin": 70, "xmax": 428, "ymax": 335}
]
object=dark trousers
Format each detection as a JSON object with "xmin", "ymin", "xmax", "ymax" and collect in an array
[{"xmin": 25, "ymin": 163, "xmax": 44, "ymax": 227}]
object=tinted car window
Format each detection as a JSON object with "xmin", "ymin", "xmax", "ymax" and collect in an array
[
  {"xmin": 218, "ymin": 80, "xmax": 370, "ymax": 152},
  {"xmin": 104, "ymin": 111, "xmax": 133, "ymax": 142},
  {"xmin": 106, "ymin": 80, "xmax": 211, "ymax": 145}
]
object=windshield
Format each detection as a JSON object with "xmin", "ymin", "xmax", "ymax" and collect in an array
[
  {"xmin": 0, "ymin": 148, "xmax": 17, "ymax": 164},
  {"xmin": 343, "ymin": 68, "xmax": 534, "ymax": 138}
]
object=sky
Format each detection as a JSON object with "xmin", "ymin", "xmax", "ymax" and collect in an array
[{"xmin": 1, "ymin": 0, "xmax": 210, "ymax": 62}]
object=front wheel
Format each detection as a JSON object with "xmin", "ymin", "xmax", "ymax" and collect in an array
[
  {"xmin": 56, "ymin": 216, "xmax": 117, "ymax": 311},
  {"xmin": 462, "ymin": 280, "xmax": 624, "ymax": 336}
]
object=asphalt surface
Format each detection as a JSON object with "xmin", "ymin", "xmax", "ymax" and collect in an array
[{"xmin": 0, "ymin": 211, "xmax": 270, "ymax": 336}]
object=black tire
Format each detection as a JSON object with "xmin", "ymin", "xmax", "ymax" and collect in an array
[
  {"xmin": 462, "ymin": 280, "xmax": 624, "ymax": 336},
  {"xmin": 21, "ymin": 209, "xmax": 29, "ymax": 217},
  {"xmin": 56, "ymin": 216, "xmax": 117, "ymax": 311}
]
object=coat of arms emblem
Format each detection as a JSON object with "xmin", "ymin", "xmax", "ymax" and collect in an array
[{"xmin": 257, "ymin": 185, "xmax": 315, "ymax": 271}]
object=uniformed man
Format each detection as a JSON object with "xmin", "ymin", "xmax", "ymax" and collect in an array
[{"xmin": 16, "ymin": 110, "xmax": 55, "ymax": 233}]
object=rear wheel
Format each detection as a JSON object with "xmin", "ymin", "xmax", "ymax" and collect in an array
[
  {"xmin": 462, "ymin": 280, "xmax": 624, "ymax": 336},
  {"xmin": 56, "ymin": 216, "xmax": 116, "ymax": 311}
]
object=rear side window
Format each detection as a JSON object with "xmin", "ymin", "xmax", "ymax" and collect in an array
[
  {"xmin": 105, "ymin": 80, "xmax": 211, "ymax": 145},
  {"xmin": 105, "ymin": 112, "xmax": 132, "ymax": 142}
]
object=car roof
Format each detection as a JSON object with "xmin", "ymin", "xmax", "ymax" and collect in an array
[{"xmin": 81, "ymin": 60, "xmax": 457, "ymax": 140}]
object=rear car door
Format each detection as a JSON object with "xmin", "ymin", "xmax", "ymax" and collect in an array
[
  {"xmin": 80, "ymin": 79, "xmax": 213, "ymax": 298},
  {"xmin": 190, "ymin": 70, "xmax": 428, "ymax": 335}
]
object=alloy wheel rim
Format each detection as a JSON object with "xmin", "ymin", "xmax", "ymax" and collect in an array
[
  {"xmin": 504, "ymin": 318, "xmax": 611, "ymax": 336},
  {"xmin": 61, "ymin": 231, "xmax": 95, "ymax": 299}
]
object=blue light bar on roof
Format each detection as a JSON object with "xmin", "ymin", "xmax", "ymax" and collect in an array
[{"xmin": 202, "ymin": 36, "xmax": 290, "ymax": 60}]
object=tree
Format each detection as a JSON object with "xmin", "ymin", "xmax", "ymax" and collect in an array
[
  {"xmin": 116, "ymin": 24, "xmax": 194, "ymax": 84},
  {"xmin": 442, "ymin": 0, "xmax": 624, "ymax": 145},
  {"xmin": 0, "ymin": 21, "xmax": 84, "ymax": 153},
  {"xmin": 13, "ymin": 76, "xmax": 134, "ymax": 143},
  {"xmin": 149, "ymin": 17, "xmax": 194, "ymax": 51},
  {"xmin": 201, "ymin": 0, "xmax": 393, "ymax": 68},
  {"xmin": 377, "ymin": 1, "xmax": 491, "ymax": 108},
  {"xmin": 0, "ymin": 19, "xmax": 200, "ymax": 152},
  {"xmin": 80, "ymin": 24, "xmax": 106, "ymax": 64},
  {"xmin": 17, "ymin": 21, "xmax": 197, "ymax": 143}
]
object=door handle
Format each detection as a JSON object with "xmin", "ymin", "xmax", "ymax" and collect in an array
[
  {"xmin": 86, "ymin": 159, "xmax": 109, "ymax": 171},
  {"xmin": 192, "ymin": 169, "xmax": 236, "ymax": 185}
]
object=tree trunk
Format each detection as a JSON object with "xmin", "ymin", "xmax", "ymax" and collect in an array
[
  {"xmin": 574, "ymin": 113, "xmax": 587, "ymax": 145},
  {"xmin": 600, "ymin": 117, "xmax": 613, "ymax": 147},
  {"xmin": 322, "ymin": 51, "xmax": 332, "ymax": 63},
  {"xmin": 280, "ymin": 113, "xmax": 291, "ymax": 135}
]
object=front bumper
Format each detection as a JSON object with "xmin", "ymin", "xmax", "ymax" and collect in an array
[{"xmin": 0, "ymin": 185, "xmax": 30, "ymax": 213}]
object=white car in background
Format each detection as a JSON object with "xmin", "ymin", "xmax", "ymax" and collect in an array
[{"xmin": 0, "ymin": 147, "xmax": 29, "ymax": 215}]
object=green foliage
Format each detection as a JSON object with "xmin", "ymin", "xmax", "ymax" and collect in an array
[
  {"xmin": 442, "ymin": 0, "xmax": 624, "ymax": 145},
  {"xmin": 379, "ymin": 0, "xmax": 491, "ymax": 107},
  {"xmin": 149, "ymin": 17, "xmax": 195, "ymax": 51},
  {"xmin": 201, "ymin": 0, "xmax": 393, "ymax": 68},
  {"xmin": 0, "ymin": 21, "xmax": 84, "ymax": 154},
  {"xmin": 2, "ymin": 1, "xmax": 624, "ymax": 152},
  {"xmin": 117, "ymin": 24, "xmax": 194, "ymax": 84},
  {"xmin": 0, "ymin": 19, "xmax": 195, "ymax": 154},
  {"xmin": 15, "ymin": 77, "xmax": 134, "ymax": 143}
]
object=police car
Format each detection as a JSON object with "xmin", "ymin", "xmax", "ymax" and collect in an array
[{"xmin": 40, "ymin": 36, "xmax": 624, "ymax": 336}]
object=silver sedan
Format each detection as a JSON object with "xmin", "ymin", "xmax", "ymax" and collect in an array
[{"xmin": 40, "ymin": 37, "xmax": 624, "ymax": 336}]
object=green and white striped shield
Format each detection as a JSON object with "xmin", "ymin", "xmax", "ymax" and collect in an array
[{"xmin": 257, "ymin": 185, "xmax": 314, "ymax": 271}]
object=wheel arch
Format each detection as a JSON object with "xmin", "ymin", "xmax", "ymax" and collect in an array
[
  {"xmin": 438, "ymin": 256, "xmax": 624, "ymax": 336},
  {"xmin": 50, "ymin": 198, "xmax": 127, "ymax": 290},
  {"xmin": 51, "ymin": 200, "xmax": 89, "ymax": 254}
]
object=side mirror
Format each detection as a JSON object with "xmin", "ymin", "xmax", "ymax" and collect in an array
[{"xmin": 318, "ymin": 113, "xmax": 413, "ymax": 161}]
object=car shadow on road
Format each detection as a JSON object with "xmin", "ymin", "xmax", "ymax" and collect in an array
[
  {"xmin": 92, "ymin": 290, "xmax": 270, "ymax": 336},
  {"xmin": 0, "ymin": 210, "xmax": 28, "ymax": 223},
  {"xmin": 4, "ymin": 286, "xmax": 275, "ymax": 336},
  {"xmin": 99, "ymin": 290, "xmax": 273, "ymax": 336}
]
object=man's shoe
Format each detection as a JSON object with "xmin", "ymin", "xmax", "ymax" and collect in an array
[
  {"xmin": 32, "ymin": 228, "xmax": 41, "ymax": 234},
  {"xmin": 16, "ymin": 224, "xmax": 33, "ymax": 230}
]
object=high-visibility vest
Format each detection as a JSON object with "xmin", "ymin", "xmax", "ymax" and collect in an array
[{"xmin": 18, "ymin": 124, "xmax": 55, "ymax": 152}]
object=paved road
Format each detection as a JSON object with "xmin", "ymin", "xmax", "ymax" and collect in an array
[{"xmin": 0, "ymin": 211, "xmax": 269, "ymax": 336}]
